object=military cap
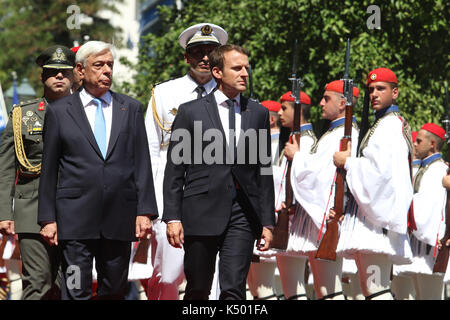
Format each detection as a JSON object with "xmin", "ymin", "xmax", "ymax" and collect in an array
[
  {"xmin": 280, "ymin": 91, "xmax": 311, "ymax": 105},
  {"xmin": 261, "ymin": 100, "xmax": 281, "ymax": 112},
  {"xmin": 325, "ymin": 80, "xmax": 359, "ymax": 98},
  {"xmin": 412, "ymin": 131, "xmax": 418, "ymax": 143},
  {"xmin": 178, "ymin": 23, "xmax": 228, "ymax": 50},
  {"xmin": 366, "ymin": 67, "xmax": 398, "ymax": 86},
  {"xmin": 36, "ymin": 45, "xmax": 75, "ymax": 69},
  {"xmin": 421, "ymin": 123, "xmax": 445, "ymax": 140}
]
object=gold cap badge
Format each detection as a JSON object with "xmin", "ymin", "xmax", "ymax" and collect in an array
[{"xmin": 201, "ymin": 25, "xmax": 212, "ymax": 36}]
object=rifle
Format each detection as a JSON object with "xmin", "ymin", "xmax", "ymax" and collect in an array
[
  {"xmin": 132, "ymin": 238, "xmax": 151, "ymax": 264},
  {"xmin": 249, "ymin": 63, "xmax": 255, "ymax": 101},
  {"xmin": 433, "ymin": 84, "xmax": 450, "ymax": 273},
  {"xmin": 315, "ymin": 38, "xmax": 354, "ymax": 260},
  {"xmin": 272, "ymin": 39, "xmax": 304, "ymax": 250}
]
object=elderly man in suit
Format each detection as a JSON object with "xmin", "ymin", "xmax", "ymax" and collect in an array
[
  {"xmin": 38, "ymin": 41, "xmax": 158, "ymax": 300},
  {"xmin": 163, "ymin": 44, "xmax": 275, "ymax": 300}
]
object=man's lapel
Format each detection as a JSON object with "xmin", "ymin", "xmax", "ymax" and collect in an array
[
  {"xmin": 67, "ymin": 92, "xmax": 103, "ymax": 159},
  {"xmin": 204, "ymin": 92, "xmax": 226, "ymax": 138},
  {"xmin": 240, "ymin": 95, "xmax": 251, "ymax": 132},
  {"xmin": 106, "ymin": 92, "xmax": 126, "ymax": 159},
  {"xmin": 204, "ymin": 93, "xmax": 229, "ymax": 161},
  {"xmin": 238, "ymin": 95, "xmax": 252, "ymax": 150}
]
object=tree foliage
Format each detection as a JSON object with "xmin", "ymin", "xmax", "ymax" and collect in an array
[
  {"xmin": 0, "ymin": 0, "xmax": 122, "ymax": 95},
  {"xmin": 125, "ymin": 0, "xmax": 449, "ymax": 131}
]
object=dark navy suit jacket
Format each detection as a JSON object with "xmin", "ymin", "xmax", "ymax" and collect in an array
[
  {"xmin": 38, "ymin": 90, "xmax": 158, "ymax": 241},
  {"xmin": 163, "ymin": 92, "xmax": 275, "ymax": 238}
]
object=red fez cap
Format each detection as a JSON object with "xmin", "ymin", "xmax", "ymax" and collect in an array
[
  {"xmin": 280, "ymin": 91, "xmax": 311, "ymax": 105},
  {"xmin": 367, "ymin": 68, "xmax": 398, "ymax": 86},
  {"xmin": 324, "ymin": 80, "xmax": 359, "ymax": 98},
  {"xmin": 261, "ymin": 100, "xmax": 281, "ymax": 112},
  {"xmin": 412, "ymin": 131, "xmax": 418, "ymax": 143},
  {"xmin": 421, "ymin": 123, "xmax": 445, "ymax": 140},
  {"xmin": 71, "ymin": 46, "xmax": 80, "ymax": 53}
]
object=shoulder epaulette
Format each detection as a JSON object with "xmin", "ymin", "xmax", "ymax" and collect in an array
[
  {"xmin": 153, "ymin": 78, "xmax": 177, "ymax": 88},
  {"xmin": 15, "ymin": 98, "xmax": 43, "ymax": 109}
]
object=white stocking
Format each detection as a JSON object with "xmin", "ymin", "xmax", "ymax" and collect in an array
[
  {"xmin": 355, "ymin": 253, "xmax": 393, "ymax": 300},
  {"xmin": 391, "ymin": 275, "xmax": 415, "ymax": 300},
  {"xmin": 276, "ymin": 255, "xmax": 308, "ymax": 300},
  {"xmin": 412, "ymin": 273, "xmax": 444, "ymax": 300},
  {"xmin": 308, "ymin": 254, "xmax": 344, "ymax": 300},
  {"xmin": 247, "ymin": 261, "xmax": 277, "ymax": 300}
]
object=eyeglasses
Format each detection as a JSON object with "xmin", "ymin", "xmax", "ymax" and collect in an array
[
  {"xmin": 43, "ymin": 68, "xmax": 73, "ymax": 78},
  {"xmin": 186, "ymin": 45, "xmax": 218, "ymax": 59}
]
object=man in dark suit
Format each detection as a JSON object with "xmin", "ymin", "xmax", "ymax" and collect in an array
[
  {"xmin": 38, "ymin": 41, "xmax": 158, "ymax": 300},
  {"xmin": 163, "ymin": 44, "xmax": 275, "ymax": 300},
  {"xmin": 0, "ymin": 45, "xmax": 75, "ymax": 299}
]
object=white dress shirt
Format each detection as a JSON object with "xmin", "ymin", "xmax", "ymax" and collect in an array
[
  {"xmin": 79, "ymin": 88, "xmax": 113, "ymax": 149},
  {"xmin": 214, "ymin": 89, "xmax": 241, "ymax": 145}
]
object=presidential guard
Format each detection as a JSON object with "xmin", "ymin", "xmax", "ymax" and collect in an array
[
  {"xmin": 0, "ymin": 45, "xmax": 75, "ymax": 299},
  {"xmin": 394, "ymin": 123, "xmax": 447, "ymax": 299},
  {"xmin": 411, "ymin": 131, "xmax": 420, "ymax": 176},
  {"xmin": 334, "ymin": 68, "xmax": 415, "ymax": 300},
  {"xmin": 283, "ymin": 81, "xmax": 359, "ymax": 300},
  {"xmin": 275, "ymin": 90, "xmax": 317, "ymax": 300},
  {"xmin": 441, "ymin": 175, "xmax": 450, "ymax": 288},
  {"xmin": 391, "ymin": 129, "xmax": 420, "ymax": 300},
  {"xmin": 144, "ymin": 23, "xmax": 228, "ymax": 300},
  {"xmin": 247, "ymin": 100, "xmax": 283, "ymax": 300}
]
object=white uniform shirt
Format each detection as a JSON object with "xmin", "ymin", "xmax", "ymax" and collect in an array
[
  {"xmin": 213, "ymin": 89, "xmax": 241, "ymax": 146},
  {"xmin": 291, "ymin": 117, "xmax": 359, "ymax": 230},
  {"xmin": 275, "ymin": 124, "xmax": 316, "ymax": 210},
  {"xmin": 145, "ymin": 74, "xmax": 216, "ymax": 215},
  {"xmin": 412, "ymin": 153, "xmax": 447, "ymax": 246},
  {"xmin": 344, "ymin": 111, "xmax": 413, "ymax": 234}
]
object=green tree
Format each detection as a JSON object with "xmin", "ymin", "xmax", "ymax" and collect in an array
[
  {"xmin": 125, "ymin": 0, "xmax": 448, "ymax": 131},
  {"xmin": 0, "ymin": 0, "xmax": 122, "ymax": 95}
]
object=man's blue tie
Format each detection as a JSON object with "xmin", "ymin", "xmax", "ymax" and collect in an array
[{"xmin": 93, "ymin": 98, "xmax": 107, "ymax": 158}]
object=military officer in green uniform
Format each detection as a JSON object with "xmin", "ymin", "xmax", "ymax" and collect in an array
[{"xmin": 0, "ymin": 45, "xmax": 74, "ymax": 299}]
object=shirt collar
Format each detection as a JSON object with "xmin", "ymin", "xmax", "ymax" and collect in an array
[
  {"xmin": 329, "ymin": 116, "xmax": 356, "ymax": 131},
  {"xmin": 374, "ymin": 104, "xmax": 399, "ymax": 121},
  {"xmin": 421, "ymin": 152, "xmax": 442, "ymax": 167},
  {"xmin": 214, "ymin": 89, "xmax": 241, "ymax": 107},
  {"xmin": 300, "ymin": 123, "xmax": 313, "ymax": 132},
  {"xmin": 79, "ymin": 88, "xmax": 112, "ymax": 107},
  {"xmin": 186, "ymin": 74, "xmax": 216, "ymax": 95}
]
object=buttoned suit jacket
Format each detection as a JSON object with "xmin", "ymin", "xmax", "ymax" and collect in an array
[
  {"xmin": 38, "ymin": 90, "xmax": 158, "ymax": 241},
  {"xmin": 163, "ymin": 91, "xmax": 275, "ymax": 238}
]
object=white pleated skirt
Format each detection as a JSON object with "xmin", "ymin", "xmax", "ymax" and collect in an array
[
  {"xmin": 283, "ymin": 204, "xmax": 321, "ymax": 256},
  {"xmin": 337, "ymin": 198, "xmax": 413, "ymax": 265},
  {"xmin": 393, "ymin": 235, "xmax": 437, "ymax": 276}
]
